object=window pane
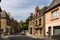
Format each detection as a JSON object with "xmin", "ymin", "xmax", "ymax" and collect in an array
[
  {"xmin": 52, "ymin": 10, "xmax": 59, "ymax": 19},
  {"xmin": 55, "ymin": 29, "xmax": 60, "ymax": 35},
  {"xmin": 57, "ymin": 11, "xmax": 58, "ymax": 18}
]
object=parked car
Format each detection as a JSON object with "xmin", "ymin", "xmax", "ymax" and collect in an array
[{"xmin": 20, "ymin": 30, "xmax": 26, "ymax": 35}]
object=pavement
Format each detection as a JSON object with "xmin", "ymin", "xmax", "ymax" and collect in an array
[{"xmin": 26, "ymin": 33, "xmax": 46, "ymax": 38}]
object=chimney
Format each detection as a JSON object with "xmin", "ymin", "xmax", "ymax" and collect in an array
[
  {"xmin": 30, "ymin": 13, "xmax": 33, "ymax": 16},
  {"xmin": 7, "ymin": 12, "xmax": 10, "ymax": 17},
  {"xmin": 35, "ymin": 6, "xmax": 40, "ymax": 16},
  {"xmin": 30, "ymin": 13, "xmax": 33, "ymax": 20}
]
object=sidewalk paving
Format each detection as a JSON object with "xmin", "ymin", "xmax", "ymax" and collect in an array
[
  {"xmin": 2, "ymin": 36, "xmax": 9, "ymax": 38},
  {"xmin": 26, "ymin": 34, "xmax": 45, "ymax": 38},
  {"xmin": 26, "ymin": 32, "xmax": 45, "ymax": 38}
]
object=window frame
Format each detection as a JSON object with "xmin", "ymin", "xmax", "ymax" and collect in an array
[
  {"xmin": 51, "ymin": 8, "xmax": 59, "ymax": 19},
  {"xmin": 39, "ymin": 19, "xmax": 41, "ymax": 26}
]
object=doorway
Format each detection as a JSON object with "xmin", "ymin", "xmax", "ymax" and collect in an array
[
  {"xmin": 53, "ymin": 26, "xmax": 60, "ymax": 35},
  {"xmin": 48, "ymin": 27, "xmax": 51, "ymax": 37},
  {"xmin": 30, "ymin": 28, "xmax": 32, "ymax": 34}
]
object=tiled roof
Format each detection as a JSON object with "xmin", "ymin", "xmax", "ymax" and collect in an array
[
  {"xmin": 40, "ymin": 6, "xmax": 48, "ymax": 14},
  {"xmin": 47, "ymin": 0, "xmax": 60, "ymax": 11},
  {"xmin": 0, "ymin": 10, "xmax": 7, "ymax": 18}
]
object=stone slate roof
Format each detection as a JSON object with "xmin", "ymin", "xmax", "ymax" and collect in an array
[
  {"xmin": 47, "ymin": 0, "xmax": 60, "ymax": 11},
  {"xmin": 0, "ymin": 10, "xmax": 7, "ymax": 18},
  {"xmin": 40, "ymin": 6, "xmax": 48, "ymax": 15}
]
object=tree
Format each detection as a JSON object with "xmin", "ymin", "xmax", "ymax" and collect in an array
[{"xmin": 22, "ymin": 18, "xmax": 29, "ymax": 30}]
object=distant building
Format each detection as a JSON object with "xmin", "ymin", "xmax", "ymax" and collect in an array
[
  {"xmin": 0, "ymin": 10, "xmax": 7, "ymax": 35},
  {"xmin": 0, "ymin": 9, "xmax": 20, "ymax": 35}
]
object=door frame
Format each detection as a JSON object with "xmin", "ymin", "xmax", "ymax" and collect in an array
[
  {"xmin": 48, "ymin": 27, "xmax": 51, "ymax": 37},
  {"xmin": 30, "ymin": 28, "xmax": 32, "ymax": 34}
]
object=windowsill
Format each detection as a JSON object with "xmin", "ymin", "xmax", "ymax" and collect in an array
[{"xmin": 50, "ymin": 18, "xmax": 59, "ymax": 21}]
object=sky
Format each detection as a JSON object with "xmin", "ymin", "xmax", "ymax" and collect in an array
[{"xmin": 0, "ymin": 0, "xmax": 52, "ymax": 22}]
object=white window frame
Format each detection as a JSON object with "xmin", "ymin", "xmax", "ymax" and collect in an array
[{"xmin": 52, "ymin": 10, "xmax": 59, "ymax": 19}]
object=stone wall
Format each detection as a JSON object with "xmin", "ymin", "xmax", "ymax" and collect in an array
[{"xmin": 1, "ymin": 19, "xmax": 7, "ymax": 35}]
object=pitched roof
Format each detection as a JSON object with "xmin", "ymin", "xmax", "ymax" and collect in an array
[
  {"xmin": 0, "ymin": 10, "xmax": 7, "ymax": 18},
  {"xmin": 40, "ymin": 6, "xmax": 48, "ymax": 14},
  {"xmin": 46, "ymin": 0, "xmax": 60, "ymax": 11}
]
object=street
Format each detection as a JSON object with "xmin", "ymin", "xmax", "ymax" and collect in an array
[
  {"xmin": 2, "ymin": 35, "xmax": 45, "ymax": 40},
  {"xmin": 1, "ymin": 35, "xmax": 56, "ymax": 40}
]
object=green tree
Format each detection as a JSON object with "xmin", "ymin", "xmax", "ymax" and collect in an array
[{"xmin": 22, "ymin": 18, "xmax": 29, "ymax": 30}]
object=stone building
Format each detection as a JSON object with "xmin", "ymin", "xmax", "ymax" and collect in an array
[
  {"xmin": 0, "ymin": 10, "xmax": 7, "ymax": 35},
  {"xmin": 0, "ymin": 10, "xmax": 12, "ymax": 35},
  {"xmin": 0, "ymin": 9, "xmax": 20, "ymax": 35},
  {"xmin": 29, "ymin": 13, "xmax": 35, "ymax": 35},
  {"xmin": 29, "ymin": 6, "xmax": 48, "ymax": 37}
]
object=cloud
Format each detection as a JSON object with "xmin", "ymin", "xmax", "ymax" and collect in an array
[{"xmin": 0, "ymin": 0, "xmax": 52, "ymax": 22}]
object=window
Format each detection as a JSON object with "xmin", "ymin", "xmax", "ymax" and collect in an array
[
  {"xmin": 40, "ymin": 28, "xmax": 42, "ymax": 34},
  {"xmin": 52, "ymin": 10, "xmax": 58, "ymax": 19},
  {"xmin": 30, "ymin": 28, "xmax": 32, "ymax": 34},
  {"xmin": 36, "ymin": 20, "xmax": 37, "ymax": 26},
  {"xmin": 39, "ymin": 19, "xmax": 41, "ymax": 26},
  {"xmin": 53, "ymin": 27, "xmax": 60, "ymax": 35}
]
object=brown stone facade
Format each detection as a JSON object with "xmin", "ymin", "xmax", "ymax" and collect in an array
[
  {"xmin": 0, "ymin": 10, "xmax": 20, "ymax": 36},
  {"xmin": 29, "ymin": 6, "xmax": 47, "ymax": 37},
  {"xmin": 1, "ymin": 19, "xmax": 7, "ymax": 35}
]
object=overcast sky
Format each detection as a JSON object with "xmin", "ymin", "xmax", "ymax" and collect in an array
[{"xmin": 0, "ymin": 0, "xmax": 52, "ymax": 22}]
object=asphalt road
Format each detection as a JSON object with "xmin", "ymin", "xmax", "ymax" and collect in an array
[
  {"xmin": 1, "ymin": 35, "xmax": 56, "ymax": 40},
  {"xmin": 1, "ymin": 35, "xmax": 45, "ymax": 40}
]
